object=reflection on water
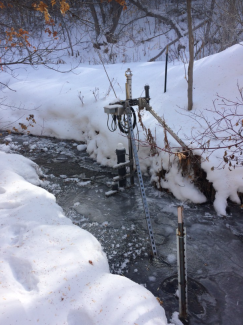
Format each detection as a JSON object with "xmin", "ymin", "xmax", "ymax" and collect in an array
[{"xmin": 3, "ymin": 133, "xmax": 243, "ymax": 325}]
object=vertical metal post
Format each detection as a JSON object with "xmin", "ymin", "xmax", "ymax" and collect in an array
[
  {"xmin": 116, "ymin": 143, "xmax": 126, "ymax": 188},
  {"xmin": 144, "ymin": 85, "xmax": 150, "ymax": 104},
  {"xmin": 177, "ymin": 206, "xmax": 188, "ymax": 321},
  {"xmin": 164, "ymin": 45, "xmax": 169, "ymax": 93},
  {"xmin": 125, "ymin": 68, "xmax": 132, "ymax": 99},
  {"xmin": 126, "ymin": 108, "xmax": 157, "ymax": 256},
  {"xmin": 125, "ymin": 68, "xmax": 134, "ymax": 186}
]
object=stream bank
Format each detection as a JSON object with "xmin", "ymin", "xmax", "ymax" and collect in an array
[{"xmin": 1, "ymin": 132, "xmax": 243, "ymax": 325}]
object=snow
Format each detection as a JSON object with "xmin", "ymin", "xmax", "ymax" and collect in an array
[
  {"xmin": 0, "ymin": 151, "xmax": 168, "ymax": 324},
  {"xmin": 167, "ymin": 254, "xmax": 176, "ymax": 264},
  {"xmin": 77, "ymin": 144, "xmax": 87, "ymax": 151},
  {"xmin": 77, "ymin": 180, "xmax": 91, "ymax": 186},
  {"xmin": 170, "ymin": 312, "xmax": 184, "ymax": 325},
  {"xmin": 2, "ymin": 44, "xmax": 243, "ymax": 215},
  {"xmin": 105, "ymin": 190, "xmax": 118, "ymax": 197},
  {"xmin": 1, "ymin": 42, "xmax": 243, "ymax": 324}
]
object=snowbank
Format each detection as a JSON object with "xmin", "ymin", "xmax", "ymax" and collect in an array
[
  {"xmin": 1, "ymin": 44, "xmax": 243, "ymax": 214},
  {"xmin": 0, "ymin": 151, "xmax": 168, "ymax": 324}
]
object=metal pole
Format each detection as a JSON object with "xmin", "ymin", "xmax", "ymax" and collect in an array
[
  {"xmin": 125, "ymin": 68, "xmax": 134, "ymax": 186},
  {"xmin": 126, "ymin": 108, "xmax": 157, "ymax": 257},
  {"xmin": 125, "ymin": 68, "xmax": 132, "ymax": 99},
  {"xmin": 115, "ymin": 143, "xmax": 126, "ymax": 188},
  {"xmin": 144, "ymin": 85, "xmax": 150, "ymax": 104},
  {"xmin": 164, "ymin": 45, "xmax": 169, "ymax": 93},
  {"xmin": 177, "ymin": 206, "xmax": 188, "ymax": 321}
]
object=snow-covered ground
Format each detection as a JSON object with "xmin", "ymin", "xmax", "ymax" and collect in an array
[
  {"xmin": 0, "ymin": 150, "xmax": 169, "ymax": 324},
  {"xmin": 1, "ymin": 44, "xmax": 243, "ymax": 215},
  {"xmin": 1, "ymin": 43, "xmax": 243, "ymax": 324}
]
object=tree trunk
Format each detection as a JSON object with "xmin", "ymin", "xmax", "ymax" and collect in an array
[
  {"xmin": 187, "ymin": 0, "xmax": 194, "ymax": 111},
  {"xmin": 89, "ymin": 2, "xmax": 100, "ymax": 40}
]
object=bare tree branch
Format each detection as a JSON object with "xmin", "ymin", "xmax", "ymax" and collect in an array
[
  {"xmin": 129, "ymin": 0, "xmax": 184, "ymax": 38},
  {"xmin": 149, "ymin": 19, "xmax": 208, "ymax": 62}
]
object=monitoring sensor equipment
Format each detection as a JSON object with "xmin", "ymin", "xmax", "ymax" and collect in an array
[
  {"xmin": 104, "ymin": 69, "xmax": 151, "ymax": 134},
  {"xmin": 104, "ymin": 104, "xmax": 124, "ymax": 116},
  {"xmin": 103, "ymin": 69, "xmax": 158, "ymax": 257}
]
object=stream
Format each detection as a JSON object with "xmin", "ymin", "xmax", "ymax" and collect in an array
[{"xmin": 2, "ymin": 132, "xmax": 243, "ymax": 325}]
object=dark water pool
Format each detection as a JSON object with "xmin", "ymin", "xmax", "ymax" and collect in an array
[{"xmin": 2, "ymin": 133, "xmax": 243, "ymax": 325}]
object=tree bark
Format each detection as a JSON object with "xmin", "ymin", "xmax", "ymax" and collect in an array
[
  {"xmin": 88, "ymin": 2, "xmax": 100, "ymax": 39},
  {"xmin": 98, "ymin": 2, "xmax": 106, "ymax": 26},
  {"xmin": 105, "ymin": 1, "xmax": 123, "ymax": 43},
  {"xmin": 187, "ymin": 0, "xmax": 194, "ymax": 111}
]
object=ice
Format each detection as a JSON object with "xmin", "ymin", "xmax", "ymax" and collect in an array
[
  {"xmin": 77, "ymin": 144, "xmax": 87, "ymax": 151},
  {"xmin": 4, "ymin": 136, "xmax": 12, "ymax": 142},
  {"xmin": 29, "ymin": 144, "xmax": 37, "ymax": 150},
  {"xmin": 167, "ymin": 254, "xmax": 176, "ymax": 264},
  {"xmin": 78, "ymin": 180, "xmax": 91, "ymax": 186},
  {"xmin": 204, "ymin": 212, "xmax": 213, "ymax": 219}
]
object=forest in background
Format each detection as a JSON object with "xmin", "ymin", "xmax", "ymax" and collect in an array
[{"xmin": 1, "ymin": 0, "xmax": 243, "ymax": 69}]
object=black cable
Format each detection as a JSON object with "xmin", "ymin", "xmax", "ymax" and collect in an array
[
  {"xmin": 107, "ymin": 114, "xmax": 117, "ymax": 132},
  {"xmin": 111, "ymin": 115, "xmax": 117, "ymax": 131},
  {"xmin": 118, "ymin": 107, "xmax": 137, "ymax": 134},
  {"xmin": 136, "ymin": 113, "xmax": 140, "ymax": 152}
]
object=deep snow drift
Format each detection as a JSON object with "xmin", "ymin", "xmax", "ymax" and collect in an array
[
  {"xmin": 1, "ymin": 44, "xmax": 243, "ymax": 215},
  {"xmin": 0, "ymin": 150, "xmax": 168, "ymax": 324}
]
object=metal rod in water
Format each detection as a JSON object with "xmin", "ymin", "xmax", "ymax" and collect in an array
[
  {"xmin": 116, "ymin": 143, "xmax": 127, "ymax": 188},
  {"xmin": 177, "ymin": 206, "xmax": 188, "ymax": 321}
]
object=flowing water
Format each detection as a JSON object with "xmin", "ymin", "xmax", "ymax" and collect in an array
[{"xmin": 2, "ymin": 132, "xmax": 243, "ymax": 325}]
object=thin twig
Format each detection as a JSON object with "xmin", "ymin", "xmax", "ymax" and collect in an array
[{"xmin": 95, "ymin": 49, "xmax": 117, "ymax": 99}]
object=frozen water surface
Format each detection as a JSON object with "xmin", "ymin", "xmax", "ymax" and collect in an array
[{"xmin": 2, "ymin": 133, "xmax": 243, "ymax": 325}]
